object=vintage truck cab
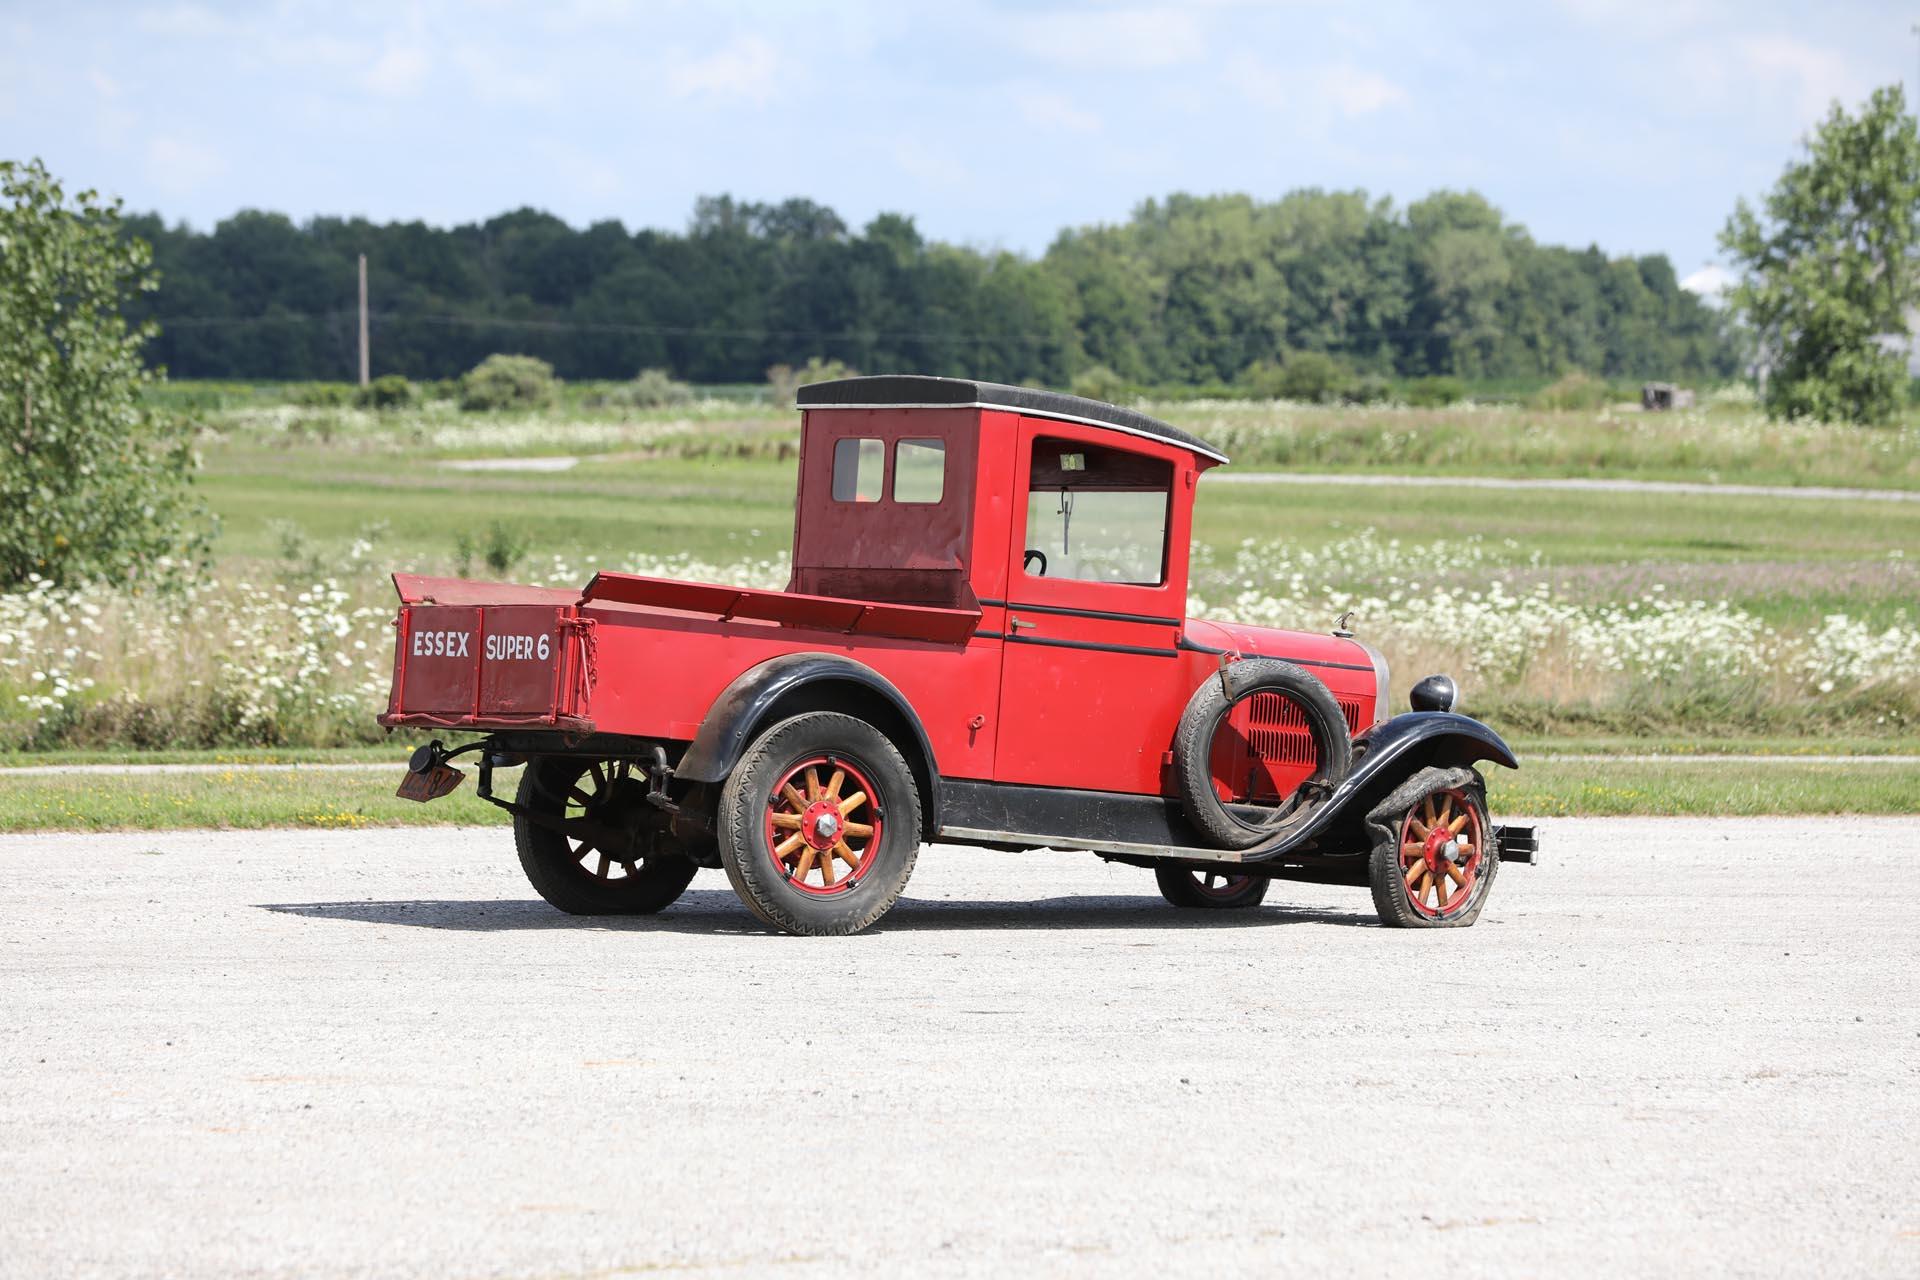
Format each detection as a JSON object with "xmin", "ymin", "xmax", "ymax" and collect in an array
[{"xmin": 382, "ymin": 376, "xmax": 1531, "ymax": 935}]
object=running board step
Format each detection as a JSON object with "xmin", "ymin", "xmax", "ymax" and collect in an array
[{"xmin": 1495, "ymin": 824, "xmax": 1539, "ymax": 865}]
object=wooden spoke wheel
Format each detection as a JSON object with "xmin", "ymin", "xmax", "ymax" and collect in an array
[
  {"xmin": 1398, "ymin": 788, "xmax": 1484, "ymax": 919},
  {"xmin": 512, "ymin": 755, "xmax": 697, "ymax": 916},
  {"xmin": 717, "ymin": 711, "xmax": 922, "ymax": 936},
  {"xmin": 763, "ymin": 755, "xmax": 883, "ymax": 896},
  {"xmin": 1368, "ymin": 776, "xmax": 1499, "ymax": 928},
  {"xmin": 1155, "ymin": 864, "xmax": 1271, "ymax": 910}
]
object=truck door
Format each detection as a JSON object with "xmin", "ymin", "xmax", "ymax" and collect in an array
[{"xmin": 994, "ymin": 422, "xmax": 1195, "ymax": 796}]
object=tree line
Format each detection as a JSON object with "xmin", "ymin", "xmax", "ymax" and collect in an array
[{"xmin": 123, "ymin": 188, "xmax": 1735, "ymax": 388}]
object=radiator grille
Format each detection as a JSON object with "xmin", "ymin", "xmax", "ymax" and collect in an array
[{"xmin": 1232, "ymin": 692, "xmax": 1366, "ymax": 800}]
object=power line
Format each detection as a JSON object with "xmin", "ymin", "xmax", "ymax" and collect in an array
[{"xmin": 145, "ymin": 306, "xmax": 1624, "ymax": 346}]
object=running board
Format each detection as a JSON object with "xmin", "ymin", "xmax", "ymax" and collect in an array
[
  {"xmin": 938, "ymin": 823, "xmax": 1540, "ymax": 868},
  {"xmin": 937, "ymin": 825, "xmax": 1249, "ymax": 866}
]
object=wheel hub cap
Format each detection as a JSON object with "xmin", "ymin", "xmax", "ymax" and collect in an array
[
  {"xmin": 801, "ymin": 800, "xmax": 842, "ymax": 850},
  {"xmin": 764, "ymin": 757, "xmax": 884, "ymax": 897}
]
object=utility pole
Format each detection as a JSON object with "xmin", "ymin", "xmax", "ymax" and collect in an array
[{"xmin": 357, "ymin": 253, "xmax": 370, "ymax": 388}]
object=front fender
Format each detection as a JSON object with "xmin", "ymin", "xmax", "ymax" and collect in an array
[
  {"xmin": 674, "ymin": 653, "xmax": 941, "ymax": 825},
  {"xmin": 1238, "ymin": 712, "xmax": 1517, "ymax": 863}
]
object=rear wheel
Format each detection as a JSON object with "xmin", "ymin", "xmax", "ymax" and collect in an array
[
  {"xmin": 514, "ymin": 755, "xmax": 698, "ymax": 915},
  {"xmin": 1154, "ymin": 865, "xmax": 1270, "ymax": 909},
  {"xmin": 718, "ymin": 712, "xmax": 921, "ymax": 936},
  {"xmin": 1367, "ymin": 780, "xmax": 1498, "ymax": 928}
]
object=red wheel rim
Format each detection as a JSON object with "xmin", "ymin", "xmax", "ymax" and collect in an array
[
  {"xmin": 1189, "ymin": 870, "xmax": 1256, "ymax": 899},
  {"xmin": 763, "ymin": 756, "xmax": 883, "ymax": 896},
  {"xmin": 1398, "ymin": 788, "xmax": 1484, "ymax": 919}
]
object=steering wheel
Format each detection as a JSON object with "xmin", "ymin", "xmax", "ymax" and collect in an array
[{"xmin": 1023, "ymin": 549, "xmax": 1048, "ymax": 576}]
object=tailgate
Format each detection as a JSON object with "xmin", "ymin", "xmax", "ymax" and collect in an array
[{"xmin": 379, "ymin": 601, "xmax": 595, "ymax": 732}]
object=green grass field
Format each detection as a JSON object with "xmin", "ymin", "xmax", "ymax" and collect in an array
[
  {"xmin": 3, "ymin": 392, "xmax": 1915, "ymax": 827},
  {"xmin": 202, "ymin": 427, "xmax": 1920, "ymax": 633}
]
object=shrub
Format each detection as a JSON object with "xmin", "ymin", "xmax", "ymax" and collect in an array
[
  {"xmin": 1532, "ymin": 371, "xmax": 1612, "ymax": 412},
  {"xmin": 459, "ymin": 354, "xmax": 560, "ymax": 411},
  {"xmin": 1238, "ymin": 360, "xmax": 1286, "ymax": 400},
  {"xmin": 601, "ymin": 368, "xmax": 693, "ymax": 409},
  {"xmin": 355, "ymin": 374, "xmax": 417, "ymax": 410},
  {"xmin": 1069, "ymin": 364, "xmax": 1129, "ymax": 404},
  {"xmin": 1341, "ymin": 373, "xmax": 1393, "ymax": 405},
  {"xmin": 1245, "ymin": 352, "xmax": 1351, "ymax": 404},
  {"xmin": 1405, "ymin": 376, "xmax": 1467, "ymax": 407},
  {"xmin": 767, "ymin": 357, "xmax": 856, "ymax": 405},
  {"xmin": 454, "ymin": 522, "xmax": 533, "ymax": 578},
  {"xmin": 287, "ymin": 382, "xmax": 354, "ymax": 407}
]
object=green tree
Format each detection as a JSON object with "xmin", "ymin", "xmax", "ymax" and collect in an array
[
  {"xmin": 1720, "ymin": 85, "xmax": 1920, "ymax": 424},
  {"xmin": 0, "ymin": 159, "xmax": 204, "ymax": 587}
]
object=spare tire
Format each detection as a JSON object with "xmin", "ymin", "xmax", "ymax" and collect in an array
[{"xmin": 1173, "ymin": 658, "xmax": 1354, "ymax": 849}]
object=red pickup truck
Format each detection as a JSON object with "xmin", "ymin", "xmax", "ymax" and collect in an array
[{"xmin": 382, "ymin": 376, "xmax": 1532, "ymax": 935}]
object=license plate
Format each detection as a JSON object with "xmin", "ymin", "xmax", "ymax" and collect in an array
[{"xmin": 397, "ymin": 763, "xmax": 465, "ymax": 803}]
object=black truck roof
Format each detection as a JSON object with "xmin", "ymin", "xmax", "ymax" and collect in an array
[{"xmin": 795, "ymin": 375, "xmax": 1229, "ymax": 465}]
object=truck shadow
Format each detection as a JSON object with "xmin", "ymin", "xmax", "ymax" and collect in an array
[{"xmin": 258, "ymin": 890, "xmax": 1377, "ymax": 933}]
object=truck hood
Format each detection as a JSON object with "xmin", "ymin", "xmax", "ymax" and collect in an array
[{"xmin": 1182, "ymin": 616, "xmax": 1390, "ymax": 715}]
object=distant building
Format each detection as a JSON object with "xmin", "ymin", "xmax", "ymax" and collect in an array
[{"xmin": 1641, "ymin": 382, "xmax": 1695, "ymax": 411}]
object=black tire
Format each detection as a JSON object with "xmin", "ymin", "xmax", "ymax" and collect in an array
[
  {"xmin": 1174, "ymin": 659, "xmax": 1354, "ymax": 849},
  {"xmin": 717, "ymin": 712, "xmax": 922, "ymax": 936},
  {"xmin": 1368, "ymin": 777, "xmax": 1499, "ymax": 928},
  {"xmin": 514, "ymin": 756, "xmax": 698, "ymax": 915},
  {"xmin": 1154, "ymin": 865, "xmax": 1270, "ymax": 909}
]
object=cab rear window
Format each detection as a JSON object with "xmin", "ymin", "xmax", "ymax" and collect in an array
[
  {"xmin": 831, "ymin": 438, "xmax": 885, "ymax": 502},
  {"xmin": 893, "ymin": 439, "xmax": 945, "ymax": 504}
]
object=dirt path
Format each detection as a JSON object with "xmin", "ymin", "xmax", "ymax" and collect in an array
[
  {"xmin": 1208, "ymin": 471, "xmax": 1920, "ymax": 502},
  {"xmin": 2, "ymin": 820, "xmax": 1915, "ymax": 1277}
]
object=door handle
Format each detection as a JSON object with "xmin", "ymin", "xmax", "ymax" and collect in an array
[{"xmin": 1008, "ymin": 616, "xmax": 1039, "ymax": 631}]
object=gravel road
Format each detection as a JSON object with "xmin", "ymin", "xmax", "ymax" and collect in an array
[{"xmin": 3, "ymin": 820, "xmax": 1916, "ymax": 1278}]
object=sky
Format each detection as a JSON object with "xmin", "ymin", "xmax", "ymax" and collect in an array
[{"xmin": 1, "ymin": 0, "xmax": 1914, "ymax": 295}]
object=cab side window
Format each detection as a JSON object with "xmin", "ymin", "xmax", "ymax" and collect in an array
[{"xmin": 1022, "ymin": 437, "xmax": 1170, "ymax": 585}]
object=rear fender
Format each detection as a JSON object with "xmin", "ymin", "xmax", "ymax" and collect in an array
[
  {"xmin": 1240, "ymin": 712, "xmax": 1517, "ymax": 862},
  {"xmin": 675, "ymin": 653, "xmax": 941, "ymax": 834}
]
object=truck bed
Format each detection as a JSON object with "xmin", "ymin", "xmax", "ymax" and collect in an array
[{"xmin": 378, "ymin": 571, "xmax": 983, "ymax": 734}]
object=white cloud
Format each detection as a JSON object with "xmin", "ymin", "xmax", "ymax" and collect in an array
[
  {"xmin": 1011, "ymin": 88, "xmax": 1101, "ymax": 134},
  {"xmin": 144, "ymin": 135, "xmax": 227, "ymax": 196},
  {"xmin": 1224, "ymin": 53, "xmax": 1286, "ymax": 110},
  {"xmin": 1681, "ymin": 263, "xmax": 1733, "ymax": 299},
  {"xmin": 1554, "ymin": 0, "xmax": 1722, "ymax": 36},
  {"xmin": 87, "ymin": 67, "xmax": 121, "ymax": 99},
  {"xmin": 892, "ymin": 138, "xmax": 973, "ymax": 192},
  {"xmin": 363, "ymin": 46, "xmax": 431, "ymax": 97},
  {"xmin": 1315, "ymin": 63, "xmax": 1405, "ymax": 116},
  {"xmin": 452, "ymin": 44, "xmax": 555, "ymax": 107},
  {"xmin": 1226, "ymin": 57, "xmax": 1406, "ymax": 119},
  {"xmin": 1006, "ymin": 7, "xmax": 1206, "ymax": 71},
  {"xmin": 1736, "ymin": 35, "xmax": 1861, "ymax": 122},
  {"xmin": 135, "ymin": 4, "xmax": 228, "ymax": 38},
  {"xmin": 665, "ymin": 34, "xmax": 779, "ymax": 106}
]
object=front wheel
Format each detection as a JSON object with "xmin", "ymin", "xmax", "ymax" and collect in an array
[
  {"xmin": 717, "ymin": 712, "xmax": 922, "ymax": 936},
  {"xmin": 1367, "ymin": 778, "xmax": 1498, "ymax": 928},
  {"xmin": 1154, "ymin": 866, "xmax": 1270, "ymax": 909}
]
